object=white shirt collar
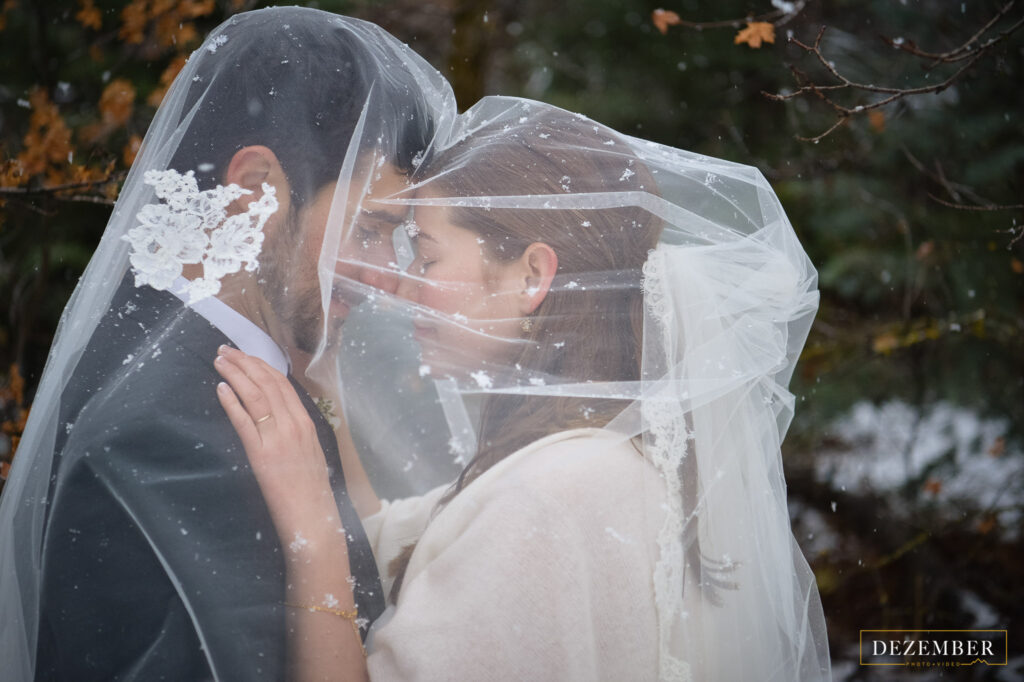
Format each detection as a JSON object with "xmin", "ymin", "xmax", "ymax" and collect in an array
[{"xmin": 169, "ymin": 278, "xmax": 290, "ymax": 375}]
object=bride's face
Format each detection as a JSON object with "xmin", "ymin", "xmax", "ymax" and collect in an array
[{"xmin": 396, "ymin": 205, "xmax": 526, "ymax": 373}]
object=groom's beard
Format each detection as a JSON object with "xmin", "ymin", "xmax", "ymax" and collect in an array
[{"xmin": 261, "ymin": 209, "xmax": 332, "ymax": 356}]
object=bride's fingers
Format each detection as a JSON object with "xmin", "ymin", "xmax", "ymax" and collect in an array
[
  {"xmin": 213, "ymin": 353, "xmax": 274, "ymax": 424},
  {"xmin": 219, "ymin": 347, "xmax": 311, "ymax": 431},
  {"xmin": 263, "ymin": 360, "xmax": 316, "ymax": 428},
  {"xmin": 216, "ymin": 381, "xmax": 263, "ymax": 453}
]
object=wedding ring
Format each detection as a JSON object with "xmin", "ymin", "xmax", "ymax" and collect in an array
[{"xmin": 255, "ymin": 413, "xmax": 273, "ymax": 424}]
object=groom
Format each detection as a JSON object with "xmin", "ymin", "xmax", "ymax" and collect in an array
[{"xmin": 30, "ymin": 9, "xmax": 435, "ymax": 681}]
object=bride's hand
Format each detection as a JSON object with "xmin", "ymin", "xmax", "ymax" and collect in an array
[{"xmin": 214, "ymin": 345, "xmax": 342, "ymax": 548}]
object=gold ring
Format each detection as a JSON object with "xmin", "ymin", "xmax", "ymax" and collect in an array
[{"xmin": 255, "ymin": 413, "xmax": 273, "ymax": 424}]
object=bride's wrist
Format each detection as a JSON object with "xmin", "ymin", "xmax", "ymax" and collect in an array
[{"xmin": 272, "ymin": 504, "xmax": 346, "ymax": 553}]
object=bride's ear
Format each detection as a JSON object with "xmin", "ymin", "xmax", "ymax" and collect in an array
[
  {"xmin": 225, "ymin": 145, "xmax": 289, "ymax": 210},
  {"xmin": 515, "ymin": 242, "xmax": 558, "ymax": 315}
]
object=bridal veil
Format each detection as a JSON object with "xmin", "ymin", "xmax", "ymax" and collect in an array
[
  {"xmin": 344, "ymin": 97, "xmax": 832, "ymax": 680},
  {"xmin": 0, "ymin": 6, "xmax": 830, "ymax": 679},
  {"xmin": 0, "ymin": 8, "xmax": 455, "ymax": 680}
]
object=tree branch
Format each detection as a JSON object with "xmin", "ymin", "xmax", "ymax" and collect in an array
[{"xmin": 766, "ymin": 4, "xmax": 1022, "ymax": 141}]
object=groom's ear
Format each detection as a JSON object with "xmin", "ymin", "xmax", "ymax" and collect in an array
[
  {"xmin": 225, "ymin": 145, "xmax": 289, "ymax": 209},
  {"xmin": 516, "ymin": 242, "xmax": 558, "ymax": 315}
]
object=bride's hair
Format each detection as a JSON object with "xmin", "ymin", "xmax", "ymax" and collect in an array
[{"xmin": 390, "ymin": 109, "xmax": 663, "ymax": 597}]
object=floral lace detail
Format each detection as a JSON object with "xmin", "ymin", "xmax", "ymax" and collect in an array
[
  {"xmin": 122, "ymin": 169, "xmax": 278, "ymax": 303},
  {"xmin": 641, "ymin": 248, "xmax": 692, "ymax": 682}
]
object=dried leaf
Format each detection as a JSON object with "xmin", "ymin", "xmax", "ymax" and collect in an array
[
  {"xmin": 734, "ymin": 22, "xmax": 775, "ymax": 49},
  {"xmin": 922, "ymin": 478, "xmax": 942, "ymax": 495},
  {"xmin": 871, "ymin": 332, "xmax": 899, "ymax": 355},
  {"xmin": 123, "ymin": 134, "xmax": 142, "ymax": 166},
  {"xmin": 99, "ymin": 78, "xmax": 136, "ymax": 127},
  {"xmin": 868, "ymin": 110, "xmax": 886, "ymax": 133},
  {"xmin": 0, "ymin": 0, "xmax": 15, "ymax": 32},
  {"xmin": 987, "ymin": 437, "xmax": 1005, "ymax": 457},
  {"xmin": 914, "ymin": 240, "xmax": 934, "ymax": 261},
  {"xmin": 76, "ymin": 0, "xmax": 102, "ymax": 30},
  {"xmin": 976, "ymin": 515, "xmax": 997, "ymax": 535},
  {"xmin": 7, "ymin": 363, "xmax": 23, "ymax": 405},
  {"xmin": 652, "ymin": 9, "xmax": 682, "ymax": 35},
  {"xmin": 0, "ymin": 159, "xmax": 26, "ymax": 188},
  {"xmin": 17, "ymin": 89, "xmax": 72, "ymax": 178},
  {"xmin": 147, "ymin": 54, "xmax": 187, "ymax": 107},
  {"xmin": 119, "ymin": 0, "xmax": 148, "ymax": 45},
  {"xmin": 1011, "ymin": 258, "xmax": 1023, "ymax": 274}
]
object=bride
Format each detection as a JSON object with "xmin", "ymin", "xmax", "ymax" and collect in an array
[{"xmin": 214, "ymin": 99, "xmax": 831, "ymax": 680}]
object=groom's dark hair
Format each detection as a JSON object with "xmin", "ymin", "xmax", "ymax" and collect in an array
[{"xmin": 169, "ymin": 7, "xmax": 433, "ymax": 205}]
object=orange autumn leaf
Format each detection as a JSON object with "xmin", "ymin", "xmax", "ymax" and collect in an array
[
  {"xmin": 156, "ymin": 11, "xmax": 197, "ymax": 47},
  {"xmin": 99, "ymin": 78, "xmax": 136, "ymax": 127},
  {"xmin": 652, "ymin": 9, "xmax": 682, "ymax": 35},
  {"xmin": 1011, "ymin": 258, "xmax": 1023, "ymax": 274},
  {"xmin": 0, "ymin": 158, "xmax": 26, "ymax": 188},
  {"xmin": 868, "ymin": 109, "xmax": 886, "ymax": 133},
  {"xmin": 147, "ymin": 53, "xmax": 187, "ymax": 107},
  {"xmin": 987, "ymin": 437, "xmax": 1006, "ymax": 457},
  {"xmin": 6, "ymin": 363, "xmax": 24, "ymax": 405},
  {"xmin": 922, "ymin": 478, "xmax": 942, "ymax": 495},
  {"xmin": 121, "ymin": 0, "xmax": 215, "ymax": 50},
  {"xmin": 871, "ymin": 332, "xmax": 899, "ymax": 355},
  {"xmin": 123, "ymin": 134, "xmax": 142, "ymax": 166},
  {"xmin": 119, "ymin": 0, "xmax": 148, "ymax": 44},
  {"xmin": 0, "ymin": 0, "xmax": 15, "ymax": 32},
  {"xmin": 914, "ymin": 240, "xmax": 934, "ymax": 261},
  {"xmin": 976, "ymin": 515, "xmax": 997, "ymax": 535},
  {"xmin": 17, "ymin": 89, "xmax": 73, "ymax": 178},
  {"xmin": 76, "ymin": 0, "xmax": 102, "ymax": 30},
  {"xmin": 734, "ymin": 21, "xmax": 775, "ymax": 49}
]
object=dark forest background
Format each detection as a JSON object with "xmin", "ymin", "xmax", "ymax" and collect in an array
[{"xmin": 1, "ymin": 1, "xmax": 1021, "ymax": 677}]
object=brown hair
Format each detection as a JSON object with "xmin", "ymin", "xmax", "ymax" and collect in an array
[{"xmin": 389, "ymin": 107, "xmax": 663, "ymax": 599}]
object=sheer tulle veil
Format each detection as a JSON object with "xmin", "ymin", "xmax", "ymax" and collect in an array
[
  {"xmin": 347, "ymin": 97, "xmax": 831, "ymax": 680},
  {"xmin": 0, "ymin": 8, "xmax": 455, "ymax": 679},
  {"xmin": 0, "ymin": 8, "xmax": 829, "ymax": 680}
]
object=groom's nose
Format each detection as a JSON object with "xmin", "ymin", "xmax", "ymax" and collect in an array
[
  {"xmin": 357, "ymin": 259, "xmax": 401, "ymax": 295},
  {"xmin": 395, "ymin": 269, "xmax": 420, "ymax": 302}
]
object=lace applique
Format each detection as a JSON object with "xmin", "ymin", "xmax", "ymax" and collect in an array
[
  {"xmin": 641, "ymin": 248, "xmax": 693, "ymax": 682},
  {"xmin": 122, "ymin": 169, "xmax": 278, "ymax": 303}
]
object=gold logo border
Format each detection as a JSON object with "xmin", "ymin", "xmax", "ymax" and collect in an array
[{"xmin": 859, "ymin": 629, "xmax": 1008, "ymax": 667}]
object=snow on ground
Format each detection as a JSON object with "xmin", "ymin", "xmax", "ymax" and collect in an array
[{"xmin": 814, "ymin": 401, "xmax": 1022, "ymax": 538}]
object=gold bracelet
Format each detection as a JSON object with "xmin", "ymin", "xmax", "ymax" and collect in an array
[{"xmin": 285, "ymin": 602, "xmax": 366, "ymax": 657}]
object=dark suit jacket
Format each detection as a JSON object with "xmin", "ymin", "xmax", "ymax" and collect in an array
[{"xmin": 35, "ymin": 279, "xmax": 384, "ymax": 681}]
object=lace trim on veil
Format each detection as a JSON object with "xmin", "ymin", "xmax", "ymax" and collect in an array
[
  {"xmin": 641, "ymin": 247, "xmax": 693, "ymax": 682},
  {"xmin": 122, "ymin": 169, "xmax": 278, "ymax": 303}
]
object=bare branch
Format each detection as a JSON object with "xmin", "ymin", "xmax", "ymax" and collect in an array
[
  {"xmin": 768, "ymin": 3, "xmax": 1022, "ymax": 141},
  {"xmin": 927, "ymin": 195, "xmax": 1024, "ymax": 212},
  {"xmin": 901, "ymin": 148, "xmax": 994, "ymax": 206},
  {"xmin": 0, "ymin": 175, "xmax": 121, "ymax": 197},
  {"xmin": 0, "ymin": 172, "xmax": 124, "ymax": 210},
  {"xmin": 881, "ymin": 2, "xmax": 1022, "ymax": 65},
  {"xmin": 652, "ymin": 1, "xmax": 806, "ymax": 32}
]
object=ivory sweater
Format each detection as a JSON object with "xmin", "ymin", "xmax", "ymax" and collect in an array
[{"xmin": 363, "ymin": 428, "xmax": 667, "ymax": 681}]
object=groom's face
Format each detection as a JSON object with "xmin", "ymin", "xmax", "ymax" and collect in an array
[{"xmin": 262, "ymin": 162, "xmax": 409, "ymax": 354}]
